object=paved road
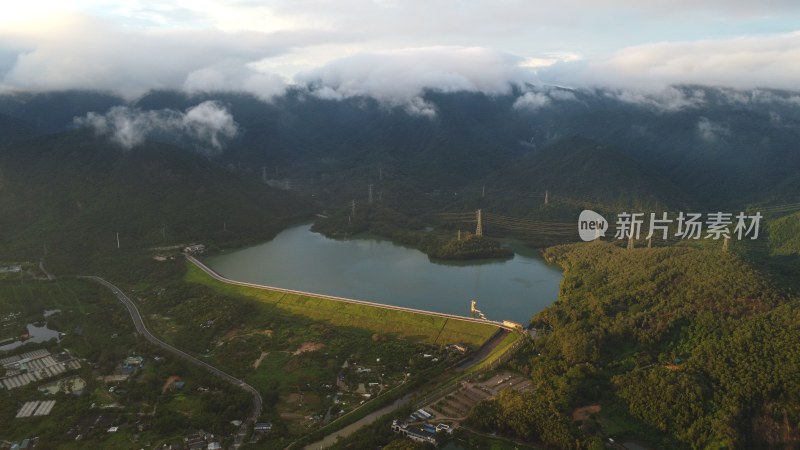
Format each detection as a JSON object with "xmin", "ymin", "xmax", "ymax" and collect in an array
[
  {"xmin": 81, "ymin": 275, "xmax": 262, "ymax": 449},
  {"xmin": 454, "ymin": 328, "xmax": 510, "ymax": 371},
  {"xmin": 301, "ymin": 327, "xmax": 516, "ymax": 449},
  {"xmin": 303, "ymin": 394, "xmax": 413, "ymax": 450}
]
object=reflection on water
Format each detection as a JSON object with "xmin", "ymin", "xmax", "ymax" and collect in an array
[
  {"xmin": 206, "ymin": 224, "xmax": 563, "ymax": 324},
  {"xmin": 0, "ymin": 323, "xmax": 61, "ymax": 352}
]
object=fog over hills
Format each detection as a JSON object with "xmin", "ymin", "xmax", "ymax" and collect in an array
[{"xmin": 2, "ymin": 84, "xmax": 798, "ymax": 210}]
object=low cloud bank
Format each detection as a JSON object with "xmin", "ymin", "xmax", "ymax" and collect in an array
[
  {"xmin": 297, "ymin": 47, "xmax": 532, "ymax": 116},
  {"xmin": 74, "ymin": 101, "xmax": 238, "ymax": 152}
]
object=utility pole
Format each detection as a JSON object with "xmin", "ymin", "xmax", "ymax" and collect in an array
[
  {"xmin": 476, "ymin": 209, "xmax": 483, "ymax": 237},
  {"xmin": 544, "ymin": 190, "xmax": 549, "ymax": 206},
  {"xmin": 116, "ymin": 232, "xmax": 120, "ymax": 249},
  {"xmin": 368, "ymin": 184, "xmax": 374, "ymax": 203}
]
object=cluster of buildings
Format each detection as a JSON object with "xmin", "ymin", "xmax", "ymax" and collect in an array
[
  {"xmin": 183, "ymin": 244, "xmax": 206, "ymax": 255},
  {"xmin": 184, "ymin": 431, "xmax": 222, "ymax": 450},
  {"xmin": 390, "ymin": 417, "xmax": 452, "ymax": 446},
  {"xmin": 0, "ymin": 349, "xmax": 81, "ymax": 390}
]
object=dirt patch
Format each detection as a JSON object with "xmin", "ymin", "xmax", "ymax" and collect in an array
[
  {"xmin": 293, "ymin": 342, "xmax": 325, "ymax": 356},
  {"xmin": 223, "ymin": 329, "xmax": 238, "ymax": 340},
  {"xmin": 572, "ymin": 404, "xmax": 602, "ymax": 421},
  {"xmin": 252, "ymin": 351, "xmax": 269, "ymax": 369},
  {"xmin": 162, "ymin": 375, "xmax": 181, "ymax": 394}
]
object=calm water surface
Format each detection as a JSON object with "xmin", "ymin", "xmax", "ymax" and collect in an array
[
  {"xmin": 0, "ymin": 323, "xmax": 61, "ymax": 352},
  {"xmin": 205, "ymin": 224, "xmax": 563, "ymax": 324}
]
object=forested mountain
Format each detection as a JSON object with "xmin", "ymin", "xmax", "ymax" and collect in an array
[
  {"xmin": 0, "ymin": 129, "xmax": 311, "ymax": 272},
  {"xmin": 2, "ymin": 85, "xmax": 799, "ymax": 265},
  {"xmin": 1, "ymin": 86, "xmax": 800, "ymax": 448},
  {"xmin": 2, "ymin": 86, "xmax": 798, "ymax": 210},
  {"xmin": 465, "ymin": 243, "xmax": 800, "ymax": 449}
]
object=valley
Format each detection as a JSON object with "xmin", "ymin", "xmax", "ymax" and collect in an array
[{"xmin": 0, "ymin": 86, "xmax": 799, "ymax": 450}]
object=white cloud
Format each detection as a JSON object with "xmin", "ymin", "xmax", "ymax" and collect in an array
[
  {"xmin": 717, "ymin": 88, "xmax": 800, "ymax": 106},
  {"xmin": 74, "ymin": 101, "xmax": 238, "ymax": 151},
  {"xmin": 604, "ymin": 87, "xmax": 707, "ymax": 112},
  {"xmin": 1, "ymin": 3, "xmax": 800, "ymax": 108},
  {"xmin": 513, "ymin": 92, "xmax": 550, "ymax": 110},
  {"xmin": 183, "ymin": 63, "xmax": 287, "ymax": 101},
  {"xmin": 0, "ymin": 13, "xmax": 306, "ymax": 99},
  {"xmin": 297, "ymin": 46, "xmax": 532, "ymax": 115},
  {"xmin": 540, "ymin": 32, "xmax": 800, "ymax": 92},
  {"xmin": 546, "ymin": 89, "xmax": 578, "ymax": 102},
  {"xmin": 696, "ymin": 117, "xmax": 729, "ymax": 142}
]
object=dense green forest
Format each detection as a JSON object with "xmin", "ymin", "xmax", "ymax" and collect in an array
[
  {"xmin": 463, "ymin": 243, "xmax": 799, "ymax": 449},
  {"xmin": 0, "ymin": 129, "xmax": 313, "ymax": 273}
]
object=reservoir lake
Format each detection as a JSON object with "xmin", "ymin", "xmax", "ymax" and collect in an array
[{"xmin": 205, "ymin": 224, "xmax": 563, "ymax": 324}]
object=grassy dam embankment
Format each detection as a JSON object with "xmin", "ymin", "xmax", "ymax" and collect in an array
[{"xmin": 185, "ymin": 259, "xmax": 505, "ymax": 348}]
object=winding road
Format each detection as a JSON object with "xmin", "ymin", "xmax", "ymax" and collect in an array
[
  {"xmin": 80, "ymin": 275, "xmax": 262, "ymax": 449},
  {"xmin": 78, "ymin": 259, "xmax": 519, "ymax": 449}
]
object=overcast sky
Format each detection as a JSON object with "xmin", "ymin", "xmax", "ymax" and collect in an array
[{"xmin": 1, "ymin": 1, "xmax": 799, "ymax": 102}]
